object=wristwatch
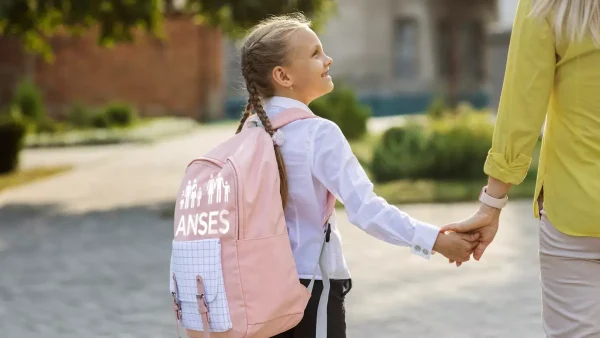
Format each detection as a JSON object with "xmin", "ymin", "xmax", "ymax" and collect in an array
[{"xmin": 478, "ymin": 186, "xmax": 508, "ymax": 209}]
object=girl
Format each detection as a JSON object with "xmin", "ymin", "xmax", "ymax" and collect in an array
[
  {"xmin": 442, "ymin": 0, "xmax": 600, "ymax": 336},
  {"xmin": 236, "ymin": 14, "xmax": 479, "ymax": 338}
]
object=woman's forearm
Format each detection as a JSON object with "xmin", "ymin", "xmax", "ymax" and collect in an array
[{"xmin": 485, "ymin": 176, "xmax": 512, "ymax": 199}]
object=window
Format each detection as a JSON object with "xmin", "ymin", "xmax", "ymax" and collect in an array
[{"xmin": 393, "ymin": 18, "xmax": 419, "ymax": 79}]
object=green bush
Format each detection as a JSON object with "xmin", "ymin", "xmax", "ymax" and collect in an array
[
  {"xmin": 91, "ymin": 111, "xmax": 112, "ymax": 129},
  {"xmin": 103, "ymin": 102, "xmax": 138, "ymax": 127},
  {"xmin": 87, "ymin": 102, "xmax": 137, "ymax": 129},
  {"xmin": 426, "ymin": 95, "xmax": 447, "ymax": 120},
  {"xmin": 11, "ymin": 79, "xmax": 46, "ymax": 125},
  {"xmin": 371, "ymin": 112, "xmax": 494, "ymax": 182},
  {"xmin": 0, "ymin": 107, "xmax": 27, "ymax": 174},
  {"xmin": 309, "ymin": 83, "xmax": 371, "ymax": 140},
  {"xmin": 36, "ymin": 117, "xmax": 62, "ymax": 134},
  {"xmin": 67, "ymin": 102, "xmax": 95, "ymax": 128},
  {"xmin": 371, "ymin": 123, "xmax": 432, "ymax": 182}
]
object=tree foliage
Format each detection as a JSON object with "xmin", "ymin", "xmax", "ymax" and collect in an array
[
  {"xmin": 0, "ymin": 0, "xmax": 163, "ymax": 58},
  {"xmin": 187, "ymin": 0, "xmax": 336, "ymax": 38},
  {"xmin": 0, "ymin": 0, "xmax": 336, "ymax": 59}
]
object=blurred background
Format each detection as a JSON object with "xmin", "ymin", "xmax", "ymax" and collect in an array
[{"xmin": 1, "ymin": 1, "xmax": 547, "ymax": 337}]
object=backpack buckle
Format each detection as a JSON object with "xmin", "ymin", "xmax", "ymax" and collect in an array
[
  {"xmin": 196, "ymin": 293, "xmax": 210, "ymax": 320},
  {"xmin": 172, "ymin": 292, "xmax": 182, "ymax": 320}
]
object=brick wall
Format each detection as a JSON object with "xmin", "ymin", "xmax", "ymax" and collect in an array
[{"xmin": 0, "ymin": 16, "xmax": 224, "ymax": 121}]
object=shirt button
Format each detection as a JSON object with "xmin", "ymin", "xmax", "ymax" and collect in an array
[
  {"xmin": 422, "ymin": 249, "xmax": 429, "ymax": 255},
  {"xmin": 414, "ymin": 245, "xmax": 422, "ymax": 252}
]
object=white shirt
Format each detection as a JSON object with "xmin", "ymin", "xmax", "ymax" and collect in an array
[{"xmin": 262, "ymin": 96, "xmax": 439, "ymax": 280}]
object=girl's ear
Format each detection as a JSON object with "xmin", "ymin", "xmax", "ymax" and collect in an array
[{"xmin": 272, "ymin": 66, "xmax": 293, "ymax": 89}]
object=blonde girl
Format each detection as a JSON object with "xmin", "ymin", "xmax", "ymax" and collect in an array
[{"xmin": 238, "ymin": 13, "xmax": 479, "ymax": 338}]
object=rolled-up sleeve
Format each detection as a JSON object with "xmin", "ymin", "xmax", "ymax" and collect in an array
[
  {"xmin": 310, "ymin": 120, "xmax": 439, "ymax": 259},
  {"xmin": 484, "ymin": 0, "xmax": 556, "ymax": 185}
]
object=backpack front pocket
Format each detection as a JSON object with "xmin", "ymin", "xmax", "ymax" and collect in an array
[{"xmin": 170, "ymin": 238, "xmax": 232, "ymax": 332}]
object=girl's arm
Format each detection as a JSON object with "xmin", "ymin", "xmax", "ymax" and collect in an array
[{"xmin": 310, "ymin": 120, "xmax": 440, "ymax": 259}]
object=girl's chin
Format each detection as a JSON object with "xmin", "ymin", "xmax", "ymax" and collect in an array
[{"xmin": 324, "ymin": 81, "xmax": 334, "ymax": 94}]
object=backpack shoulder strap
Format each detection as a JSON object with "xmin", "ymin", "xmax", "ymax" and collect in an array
[
  {"xmin": 271, "ymin": 107, "xmax": 317, "ymax": 130},
  {"xmin": 270, "ymin": 107, "xmax": 335, "ymax": 223}
]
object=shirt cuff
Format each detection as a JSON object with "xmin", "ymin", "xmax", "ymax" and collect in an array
[
  {"xmin": 484, "ymin": 152, "xmax": 532, "ymax": 185},
  {"xmin": 410, "ymin": 221, "xmax": 440, "ymax": 259}
]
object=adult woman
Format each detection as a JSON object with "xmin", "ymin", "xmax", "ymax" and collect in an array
[{"xmin": 443, "ymin": 0, "xmax": 600, "ymax": 336}]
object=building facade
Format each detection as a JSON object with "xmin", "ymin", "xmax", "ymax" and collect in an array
[{"xmin": 224, "ymin": 0, "xmax": 498, "ymax": 118}]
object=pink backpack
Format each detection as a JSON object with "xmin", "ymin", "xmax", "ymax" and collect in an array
[{"xmin": 169, "ymin": 108, "xmax": 336, "ymax": 338}]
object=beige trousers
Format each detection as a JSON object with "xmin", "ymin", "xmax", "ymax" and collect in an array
[{"xmin": 539, "ymin": 209, "xmax": 600, "ymax": 338}]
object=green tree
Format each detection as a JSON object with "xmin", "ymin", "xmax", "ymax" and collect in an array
[
  {"xmin": 0, "ymin": 0, "xmax": 336, "ymax": 59},
  {"xmin": 187, "ymin": 0, "xmax": 335, "ymax": 37}
]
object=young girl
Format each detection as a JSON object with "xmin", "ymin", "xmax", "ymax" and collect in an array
[{"xmin": 236, "ymin": 13, "xmax": 479, "ymax": 338}]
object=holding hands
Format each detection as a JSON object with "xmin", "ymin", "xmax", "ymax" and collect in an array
[
  {"xmin": 438, "ymin": 204, "xmax": 501, "ymax": 266},
  {"xmin": 432, "ymin": 231, "xmax": 480, "ymax": 263},
  {"xmin": 432, "ymin": 183, "xmax": 508, "ymax": 266}
]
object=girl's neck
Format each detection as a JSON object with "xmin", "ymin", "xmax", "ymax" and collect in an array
[{"xmin": 272, "ymin": 90, "xmax": 310, "ymax": 106}]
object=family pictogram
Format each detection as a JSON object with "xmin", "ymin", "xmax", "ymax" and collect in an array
[{"xmin": 180, "ymin": 173, "xmax": 230, "ymax": 210}]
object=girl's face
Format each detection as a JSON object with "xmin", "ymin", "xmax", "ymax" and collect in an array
[{"xmin": 272, "ymin": 26, "xmax": 334, "ymax": 105}]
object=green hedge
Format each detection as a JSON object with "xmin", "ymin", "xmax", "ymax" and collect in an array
[
  {"xmin": 68, "ymin": 102, "xmax": 138, "ymax": 129},
  {"xmin": 0, "ymin": 107, "xmax": 28, "ymax": 174},
  {"xmin": 103, "ymin": 102, "xmax": 138, "ymax": 127},
  {"xmin": 371, "ymin": 112, "xmax": 494, "ymax": 183},
  {"xmin": 309, "ymin": 83, "xmax": 371, "ymax": 141},
  {"xmin": 10, "ymin": 79, "xmax": 48, "ymax": 135},
  {"xmin": 9, "ymin": 79, "xmax": 140, "ymax": 134},
  {"xmin": 67, "ymin": 102, "xmax": 96, "ymax": 128}
]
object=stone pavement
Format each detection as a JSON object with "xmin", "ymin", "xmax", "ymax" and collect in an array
[{"xmin": 0, "ymin": 123, "xmax": 545, "ymax": 338}]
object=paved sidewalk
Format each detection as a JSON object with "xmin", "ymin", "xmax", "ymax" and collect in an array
[{"xmin": 0, "ymin": 122, "xmax": 545, "ymax": 338}]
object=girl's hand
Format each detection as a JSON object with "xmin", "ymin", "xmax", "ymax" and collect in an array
[
  {"xmin": 441, "ymin": 204, "xmax": 501, "ymax": 264},
  {"xmin": 432, "ymin": 231, "xmax": 480, "ymax": 265}
]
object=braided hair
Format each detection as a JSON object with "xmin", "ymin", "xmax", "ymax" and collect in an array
[{"xmin": 236, "ymin": 14, "xmax": 311, "ymax": 208}]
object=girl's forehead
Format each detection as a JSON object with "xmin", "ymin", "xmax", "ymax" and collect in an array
[{"xmin": 289, "ymin": 26, "xmax": 320, "ymax": 52}]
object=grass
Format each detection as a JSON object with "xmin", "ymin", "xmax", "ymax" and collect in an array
[
  {"xmin": 346, "ymin": 131, "xmax": 542, "ymax": 205},
  {"xmin": 24, "ymin": 117, "xmax": 199, "ymax": 148},
  {"xmin": 371, "ymin": 175, "xmax": 538, "ymax": 205},
  {"xmin": 0, "ymin": 165, "xmax": 72, "ymax": 192}
]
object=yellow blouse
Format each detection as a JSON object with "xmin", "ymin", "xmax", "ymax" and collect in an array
[{"xmin": 484, "ymin": 0, "xmax": 600, "ymax": 236}]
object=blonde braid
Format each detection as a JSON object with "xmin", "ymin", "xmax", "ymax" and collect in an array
[
  {"xmin": 237, "ymin": 14, "xmax": 311, "ymax": 208},
  {"xmin": 253, "ymin": 97, "xmax": 288, "ymax": 208},
  {"xmin": 235, "ymin": 98, "xmax": 253, "ymax": 134}
]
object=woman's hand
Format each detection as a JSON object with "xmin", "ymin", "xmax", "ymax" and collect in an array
[{"xmin": 441, "ymin": 204, "xmax": 501, "ymax": 263}]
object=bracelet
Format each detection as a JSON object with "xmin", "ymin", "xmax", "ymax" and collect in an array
[{"xmin": 478, "ymin": 186, "xmax": 508, "ymax": 209}]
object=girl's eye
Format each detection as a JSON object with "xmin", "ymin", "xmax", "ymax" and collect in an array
[{"xmin": 313, "ymin": 49, "xmax": 319, "ymax": 57}]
